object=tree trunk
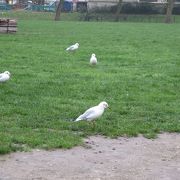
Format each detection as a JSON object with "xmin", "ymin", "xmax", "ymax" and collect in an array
[
  {"xmin": 115, "ymin": 0, "xmax": 123, "ymax": 22},
  {"xmin": 55, "ymin": 0, "xmax": 63, "ymax": 21},
  {"xmin": 165, "ymin": 0, "xmax": 174, "ymax": 23}
]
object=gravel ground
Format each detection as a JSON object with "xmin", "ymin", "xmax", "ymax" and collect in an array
[{"xmin": 0, "ymin": 133, "xmax": 180, "ymax": 180}]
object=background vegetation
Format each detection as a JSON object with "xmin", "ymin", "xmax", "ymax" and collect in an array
[{"xmin": 2, "ymin": 10, "xmax": 180, "ymax": 22}]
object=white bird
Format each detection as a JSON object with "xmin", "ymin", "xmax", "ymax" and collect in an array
[
  {"xmin": 75, "ymin": 101, "xmax": 109, "ymax": 122},
  {"xmin": 66, "ymin": 43, "xmax": 79, "ymax": 52},
  {"xmin": 90, "ymin": 53, "xmax": 97, "ymax": 65},
  {"xmin": 0, "ymin": 71, "xmax": 11, "ymax": 83}
]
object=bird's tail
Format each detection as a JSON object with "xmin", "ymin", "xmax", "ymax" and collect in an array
[{"xmin": 74, "ymin": 116, "xmax": 83, "ymax": 122}]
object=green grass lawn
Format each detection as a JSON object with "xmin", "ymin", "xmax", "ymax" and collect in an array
[{"xmin": 0, "ymin": 12, "xmax": 180, "ymax": 154}]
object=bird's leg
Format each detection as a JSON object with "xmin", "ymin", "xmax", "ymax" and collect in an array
[
  {"xmin": 89, "ymin": 121, "xmax": 93, "ymax": 129},
  {"xmin": 92, "ymin": 121, "xmax": 96, "ymax": 129}
]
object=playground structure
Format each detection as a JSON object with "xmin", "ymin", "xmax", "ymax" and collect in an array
[
  {"xmin": 25, "ymin": 1, "xmax": 56, "ymax": 12},
  {"xmin": 25, "ymin": 0, "xmax": 73, "ymax": 12},
  {"xmin": 0, "ymin": 0, "xmax": 73, "ymax": 12},
  {"xmin": 0, "ymin": 3, "xmax": 12, "ymax": 10},
  {"xmin": 0, "ymin": 0, "xmax": 17, "ymax": 10}
]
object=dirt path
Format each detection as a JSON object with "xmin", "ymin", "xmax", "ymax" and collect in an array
[{"xmin": 0, "ymin": 133, "xmax": 180, "ymax": 180}]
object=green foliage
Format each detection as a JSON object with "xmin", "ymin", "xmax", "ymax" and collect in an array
[{"xmin": 0, "ymin": 14, "xmax": 179, "ymax": 154}]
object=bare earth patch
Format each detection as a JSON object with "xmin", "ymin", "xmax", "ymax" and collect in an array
[{"xmin": 0, "ymin": 133, "xmax": 180, "ymax": 180}]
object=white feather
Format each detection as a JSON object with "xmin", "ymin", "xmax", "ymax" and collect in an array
[{"xmin": 0, "ymin": 71, "xmax": 11, "ymax": 83}]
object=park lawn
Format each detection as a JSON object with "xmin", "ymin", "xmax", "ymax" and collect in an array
[{"xmin": 0, "ymin": 15, "xmax": 179, "ymax": 154}]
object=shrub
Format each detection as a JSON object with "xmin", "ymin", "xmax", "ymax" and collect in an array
[
  {"xmin": 173, "ymin": 5, "xmax": 180, "ymax": 15},
  {"xmin": 87, "ymin": 3, "xmax": 167, "ymax": 15}
]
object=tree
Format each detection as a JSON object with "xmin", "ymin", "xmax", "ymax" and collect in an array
[
  {"xmin": 115, "ymin": 0, "xmax": 123, "ymax": 22},
  {"xmin": 165, "ymin": 0, "xmax": 174, "ymax": 23},
  {"xmin": 55, "ymin": 0, "xmax": 64, "ymax": 21}
]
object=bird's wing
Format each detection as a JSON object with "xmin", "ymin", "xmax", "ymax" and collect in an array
[
  {"xmin": 75, "ymin": 107, "xmax": 97, "ymax": 121},
  {"xmin": 66, "ymin": 45, "xmax": 74, "ymax": 51}
]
